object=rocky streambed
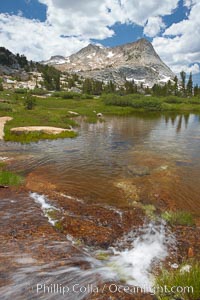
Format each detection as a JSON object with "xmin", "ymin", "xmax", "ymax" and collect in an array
[{"xmin": 0, "ymin": 171, "xmax": 200, "ymax": 300}]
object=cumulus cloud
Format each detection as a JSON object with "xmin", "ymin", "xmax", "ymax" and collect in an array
[
  {"xmin": 0, "ymin": 13, "xmax": 89, "ymax": 61},
  {"xmin": 183, "ymin": 0, "xmax": 198, "ymax": 8},
  {"xmin": 118, "ymin": 0, "xmax": 178, "ymax": 25},
  {"xmin": 170, "ymin": 63, "xmax": 200, "ymax": 75},
  {"xmin": 152, "ymin": 1, "xmax": 200, "ymax": 75},
  {"xmin": 38, "ymin": 0, "xmax": 178, "ymax": 38},
  {"xmin": 0, "ymin": 0, "xmax": 180, "ymax": 61},
  {"xmin": 0, "ymin": 0, "xmax": 199, "ymax": 80},
  {"xmin": 38, "ymin": 0, "xmax": 115, "ymax": 39},
  {"xmin": 143, "ymin": 17, "xmax": 166, "ymax": 37},
  {"xmin": 182, "ymin": 64, "xmax": 200, "ymax": 74}
]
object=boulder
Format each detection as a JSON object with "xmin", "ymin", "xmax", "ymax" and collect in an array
[{"xmin": 127, "ymin": 166, "xmax": 150, "ymax": 176}]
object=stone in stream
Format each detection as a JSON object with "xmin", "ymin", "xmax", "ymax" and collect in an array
[
  {"xmin": 127, "ymin": 165, "xmax": 150, "ymax": 177},
  {"xmin": 68, "ymin": 111, "xmax": 79, "ymax": 116}
]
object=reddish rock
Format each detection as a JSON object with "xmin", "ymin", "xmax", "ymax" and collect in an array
[{"xmin": 188, "ymin": 247, "xmax": 194, "ymax": 258}]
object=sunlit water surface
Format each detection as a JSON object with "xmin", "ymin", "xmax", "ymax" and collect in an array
[{"xmin": 1, "ymin": 113, "xmax": 200, "ymax": 212}]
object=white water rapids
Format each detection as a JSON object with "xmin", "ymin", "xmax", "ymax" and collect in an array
[{"xmin": 30, "ymin": 193, "xmax": 175, "ymax": 294}]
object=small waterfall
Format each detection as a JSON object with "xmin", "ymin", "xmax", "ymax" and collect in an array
[
  {"xmin": 23, "ymin": 193, "xmax": 175, "ymax": 299},
  {"xmin": 30, "ymin": 192, "xmax": 59, "ymax": 226},
  {"xmin": 95, "ymin": 222, "xmax": 172, "ymax": 289}
]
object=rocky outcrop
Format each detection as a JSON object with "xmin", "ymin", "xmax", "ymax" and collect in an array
[
  {"xmin": 10, "ymin": 126, "xmax": 72, "ymax": 135},
  {"xmin": 44, "ymin": 39, "xmax": 175, "ymax": 87},
  {"xmin": 0, "ymin": 47, "xmax": 29, "ymax": 78}
]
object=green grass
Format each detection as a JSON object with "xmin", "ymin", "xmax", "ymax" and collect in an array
[
  {"xmin": 95, "ymin": 251, "xmax": 110, "ymax": 261},
  {"xmin": 54, "ymin": 221, "xmax": 64, "ymax": 232},
  {"xmin": 4, "ymin": 130, "xmax": 77, "ymax": 143},
  {"xmin": 0, "ymin": 170, "xmax": 23, "ymax": 186},
  {"xmin": 155, "ymin": 261, "xmax": 200, "ymax": 300},
  {"xmin": 0, "ymin": 103, "xmax": 13, "ymax": 111},
  {"xmin": 46, "ymin": 209, "xmax": 60, "ymax": 219},
  {"xmin": 143, "ymin": 204, "xmax": 157, "ymax": 220},
  {"xmin": 0, "ymin": 161, "xmax": 6, "ymax": 168},
  {"xmin": 162, "ymin": 211, "xmax": 195, "ymax": 226},
  {"xmin": 0, "ymin": 91, "xmax": 79, "ymax": 142}
]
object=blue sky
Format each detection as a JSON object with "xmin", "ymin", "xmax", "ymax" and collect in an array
[
  {"xmin": 0, "ymin": 0, "xmax": 46, "ymax": 21},
  {"xmin": 0, "ymin": 0, "xmax": 199, "ymax": 84}
]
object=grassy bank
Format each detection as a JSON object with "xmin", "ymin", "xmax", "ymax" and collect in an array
[
  {"xmin": 0, "ymin": 162, "xmax": 23, "ymax": 186},
  {"xmin": 4, "ymin": 130, "xmax": 77, "ymax": 143},
  {"xmin": 162, "ymin": 210, "xmax": 195, "ymax": 226},
  {"xmin": 1, "ymin": 90, "xmax": 200, "ymax": 143},
  {"xmin": 102, "ymin": 93, "xmax": 200, "ymax": 112},
  {"xmin": 156, "ymin": 261, "xmax": 200, "ymax": 300},
  {"xmin": 0, "ymin": 170, "xmax": 23, "ymax": 186}
]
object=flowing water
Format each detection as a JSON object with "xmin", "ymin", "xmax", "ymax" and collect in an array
[{"xmin": 1, "ymin": 112, "xmax": 200, "ymax": 299}]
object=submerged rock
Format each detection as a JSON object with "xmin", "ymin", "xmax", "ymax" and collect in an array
[
  {"xmin": 55, "ymin": 193, "xmax": 145, "ymax": 248},
  {"xmin": 115, "ymin": 180, "xmax": 140, "ymax": 202},
  {"xmin": 127, "ymin": 166, "xmax": 150, "ymax": 177}
]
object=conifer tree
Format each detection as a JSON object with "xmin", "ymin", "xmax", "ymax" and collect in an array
[
  {"xmin": 180, "ymin": 71, "xmax": 186, "ymax": 96},
  {"xmin": 186, "ymin": 72, "xmax": 193, "ymax": 96},
  {"xmin": 173, "ymin": 76, "xmax": 178, "ymax": 96}
]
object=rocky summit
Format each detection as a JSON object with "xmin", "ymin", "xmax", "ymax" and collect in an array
[{"xmin": 43, "ymin": 38, "xmax": 175, "ymax": 87}]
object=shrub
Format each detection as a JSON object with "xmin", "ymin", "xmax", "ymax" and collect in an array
[
  {"xmin": 52, "ymin": 91, "xmax": 82, "ymax": 99},
  {"xmin": 131, "ymin": 98, "xmax": 162, "ymax": 110},
  {"xmin": 0, "ymin": 103, "xmax": 12, "ymax": 111},
  {"xmin": 52, "ymin": 91, "xmax": 61, "ymax": 97},
  {"xmin": 164, "ymin": 96, "xmax": 185, "ymax": 104},
  {"xmin": 188, "ymin": 98, "xmax": 200, "ymax": 105},
  {"xmin": 61, "ymin": 92, "xmax": 81, "ymax": 99},
  {"xmin": 24, "ymin": 93, "xmax": 36, "ymax": 110},
  {"xmin": 14, "ymin": 88, "xmax": 28, "ymax": 94},
  {"xmin": 103, "ymin": 94, "xmax": 162, "ymax": 111},
  {"xmin": 0, "ymin": 82, "xmax": 3, "ymax": 91},
  {"xmin": 31, "ymin": 88, "xmax": 47, "ymax": 96},
  {"xmin": 102, "ymin": 94, "xmax": 133, "ymax": 106},
  {"xmin": 80, "ymin": 94, "xmax": 94, "ymax": 99}
]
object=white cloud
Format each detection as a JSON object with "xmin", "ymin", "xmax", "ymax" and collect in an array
[
  {"xmin": 170, "ymin": 63, "xmax": 200, "ymax": 75},
  {"xmin": 0, "ymin": 14, "xmax": 89, "ymax": 61},
  {"xmin": 0, "ymin": 0, "xmax": 199, "ymax": 81},
  {"xmin": 38, "ymin": 0, "xmax": 179, "ymax": 38},
  {"xmin": 143, "ymin": 17, "xmax": 165, "ymax": 37},
  {"xmin": 118, "ymin": 0, "xmax": 178, "ymax": 25},
  {"xmin": 152, "ymin": 2, "xmax": 200, "ymax": 75},
  {"xmin": 183, "ymin": 0, "xmax": 198, "ymax": 8},
  {"xmin": 183, "ymin": 64, "xmax": 200, "ymax": 74},
  {"xmin": 0, "ymin": 0, "xmax": 180, "ymax": 61},
  {"xmin": 17, "ymin": 10, "xmax": 23, "ymax": 17},
  {"xmin": 39, "ymin": 0, "xmax": 116, "ymax": 39}
]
